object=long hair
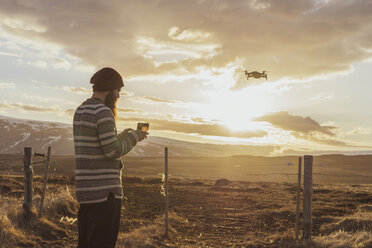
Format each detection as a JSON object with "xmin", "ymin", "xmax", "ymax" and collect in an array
[
  {"xmin": 105, "ymin": 91, "xmax": 119, "ymax": 122},
  {"xmin": 111, "ymin": 98, "xmax": 118, "ymax": 122}
]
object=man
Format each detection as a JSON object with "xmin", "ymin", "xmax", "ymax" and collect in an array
[{"xmin": 73, "ymin": 67, "xmax": 147, "ymax": 248}]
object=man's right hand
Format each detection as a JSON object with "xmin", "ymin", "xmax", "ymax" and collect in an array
[{"xmin": 133, "ymin": 129, "xmax": 148, "ymax": 141}]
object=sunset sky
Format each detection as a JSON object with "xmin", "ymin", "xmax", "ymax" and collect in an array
[{"xmin": 0, "ymin": 0, "xmax": 371, "ymax": 155}]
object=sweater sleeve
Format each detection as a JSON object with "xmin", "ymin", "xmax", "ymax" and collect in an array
[{"xmin": 96, "ymin": 108, "xmax": 138, "ymax": 159}]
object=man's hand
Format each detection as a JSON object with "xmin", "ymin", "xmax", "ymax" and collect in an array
[
  {"xmin": 122, "ymin": 128, "xmax": 134, "ymax": 135},
  {"xmin": 133, "ymin": 129, "xmax": 148, "ymax": 141},
  {"xmin": 117, "ymin": 128, "xmax": 134, "ymax": 141}
]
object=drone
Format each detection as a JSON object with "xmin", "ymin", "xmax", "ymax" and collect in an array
[{"xmin": 245, "ymin": 70, "xmax": 267, "ymax": 80}]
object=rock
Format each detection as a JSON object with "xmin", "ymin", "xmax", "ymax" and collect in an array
[{"xmin": 215, "ymin": 178, "xmax": 230, "ymax": 187}]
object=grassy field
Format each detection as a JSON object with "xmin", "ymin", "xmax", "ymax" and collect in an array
[
  {"xmin": 1, "ymin": 154, "xmax": 372, "ymax": 247},
  {"xmin": 1, "ymin": 154, "xmax": 372, "ymax": 184}
]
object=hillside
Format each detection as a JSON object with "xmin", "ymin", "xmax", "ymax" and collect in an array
[
  {"xmin": 1, "ymin": 116, "xmax": 371, "ymax": 158},
  {"xmin": 0, "ymin": 115, "xmax": 276, "ymax": 157}
]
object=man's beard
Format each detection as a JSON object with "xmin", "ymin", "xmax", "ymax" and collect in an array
[{"xmin": 105, "ymin": 91, "xmax": 118, "ymax": 121}]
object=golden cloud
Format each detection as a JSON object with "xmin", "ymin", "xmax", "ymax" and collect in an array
[
  {"xmin": 0, "ymin": 102, "xmax": 73, "ymax": 116},
  {"xmin": 62, "ymin": 86, "xmax": 91, "ymax": 94},
  {"xmin": 117, "ymin": 107, "xmax": 143, "ymax": 113},
  {"xmin": 0, "ymin": 100, "xmax": 264, "ymax": 138},
  {"xmin": 0, "ymin": 102, "xmax": 55, "ymax": 112},
  {"xmin": 254, "ymin": 111, "xmax": 362, "ymax": 147},
  {"xmin": 139, "ymin": 96, "xmax": 179, "ymax": 104},
  {"xmin": 255, "ymin": 111, "xmax": 336, "ymax": 136},
  {"xmin": 59, "ymin": 85, "xmax": 178, "ymax": 104},
  {"xmin": 119, "ymin": 116, "xmax": 267, "ymax": 139},
  {"xmin": 0, "ymin": 0, "xmax": 370, "ymax": 85}
]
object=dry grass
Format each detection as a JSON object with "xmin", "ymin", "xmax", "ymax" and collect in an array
[
  {"xmin": 313, "ymin": 208, "xmax": 372, "ymax": 248},
  {"xmin": 0, "ymin": 176, "xmax": 78, "ymax": 247},
  {"xmin": 0, "ymin": 215, "xmax": 30, "ymax": 248},
  {"xmin": 314, "ymin": 231, "xmax": 372, "ymax": 248},
  {"xmin": 0, "ymin": 200, "xmax": 69, "ymax": 247},
  {"xmin": 117, "ymin": 212, "xmax": 190, "ymax": 248},
  {"xmin": 117, "ymin": 224, "xmax": 160, "ymax": 248},
  {"xmin": 1, "ymin": 175, "xmax": 372, "ymax": 247}
]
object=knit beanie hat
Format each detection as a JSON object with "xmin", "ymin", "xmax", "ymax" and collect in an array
[{"xmin": 90, "ymin": 67, "xmax": 124, "ymax": 92}]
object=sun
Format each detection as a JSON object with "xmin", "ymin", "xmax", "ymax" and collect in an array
[{"xmin": 199, "ymin": 85, "xmax": 269, "ymax": 132}]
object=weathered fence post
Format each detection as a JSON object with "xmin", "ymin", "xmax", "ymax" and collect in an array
[
  {"xmin": 23, "ymin": 147, "xmax": 33, "ymax": 219},
  {"xmin": 165, "ymin": 147, "xmax": 169, "ymax": 237},
  {"xmin": 295, "ymin": 157, "xmax": 302, "ymax": 240},
  {"xmin": 39, "ymin": 146, "xmax": 51, "ymax": 217},
  {"xmin": 303, "ymin": 155, "xmax": 313, "ymax": 240}
]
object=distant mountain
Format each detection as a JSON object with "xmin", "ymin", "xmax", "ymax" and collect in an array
[
  {"xmin": 2, "ymin": 116, "xmax": 371, "ymax": 157},
  {"xmin": 0, "ymin": 116, "xmax": 73, "ymax": 155},
  {"xmin": 0, "ymin": 116, "xmax": 276, "ymax": 157}
]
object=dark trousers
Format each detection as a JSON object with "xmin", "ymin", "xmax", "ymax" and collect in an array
[{"xmin": 78, "ymin": 192, "xmax": 121, "ymax": 248}]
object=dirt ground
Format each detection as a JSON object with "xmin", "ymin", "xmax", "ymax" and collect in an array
[{"xmin": 1, "ymin": 174, "xmax": 372, "ymax": 247}]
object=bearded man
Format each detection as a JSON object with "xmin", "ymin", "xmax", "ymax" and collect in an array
[{"xmin": 73, "ymin": 67, "xmax": 147, "ymax": 248}]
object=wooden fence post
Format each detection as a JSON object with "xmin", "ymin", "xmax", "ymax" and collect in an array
[
  {"xmin": 39, "ymin": 146, "xmax": 51, "ymax": 217},
  {"xmin": 303, "ymin": 155, "xmax": 313, "ymax": 240},
  {"xmin": 295, "ymin": 157, "xmax": 302, "ymax": 240},
  {"xmin": 165, "ymin": 147, "xmax": 169, "ymax": 237},
  {"xmin": 23, "ymin": 147, "xmax": 33, "ymax": 219}
]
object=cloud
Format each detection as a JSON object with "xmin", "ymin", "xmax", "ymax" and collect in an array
[
  {"xmin": 0, "ymin": 0, "xmax": 371, "ymax": 85},
  {"xmin": 309, "ymin": 92, "xmax": 335, "ymax": 101},
  {"xmin": 191, "ymin": 117, "xmax": 214, "ymax": 124},
  {"xmin": 0, "ymin": 101, "xmax": 73, "ymax": 116},
  {"xmin": 292, "ymin": 132, "xmax": 349, "ymax": 147},
  {"xmin": 0, "ymin": 51, "xmax": 21, "ymax": 57},
  {"xmin": 120, "ymin": 91, "xmax": 134, "ymax": 97},
  {"xmin": 0, "ymin": 25, "xmax": 90, "ymax": 73},
  {"xmin": 3, "ymin": 18, "xmax": 46, "ymax": 33},
  {"xmin": 53, "ymin": 57, "xmax": 72, "ymax": 70},
  {"xmin": 117, "ymin": 107, "xmax": 143, "ymax": 113},
  {"xmin": 20, "ymin": 93, "xmax": 66, "ymax": 104},
  {"xmin": 61, "ymin": 86, "xmax": 91, "ymax": 94},
  {"xmin": 64, "ymin": 108, "xmax": 75, "ymax": 116},
  {"xmin": 44, "ymin": 84, "xmax": 181, "ymax": 106},
  {"xmin": 0, "ymin": 102, "xmax": 55, "ymax": 112},
  {"xmin": 254, "ymin": 111, "xmax": 360, "ymax": 147},
  {"xmin": 255, "ymin": 111, "xmax": 336, "ymax": 136},
  {"xmin": 168, "ymin": 26, "xmax": 212, "ymax": 42},
  {"xmin": 0, "ymin": 82, "xmax": 15, "ymax": 89},
  {"xmin": 26, "ymin": 60, "xmax": 47, "ymax": 69},
  {"xmin": 0, "ymin": 100, "xmax": 263, "ymax": 138},
  {"xmin": 138, "ymin": 96, "xmax": 179, "ymax": 104},
  {"xmin": 60, "ymin": 86, "xmax": 180, "ymax": 104},
  {"xmin": 118, "ymin": 116, "xmax": 267, "ymax": 139},
  {"xmin": 344, "ymin": 127, "xmax": 372, "ymax": 136}
]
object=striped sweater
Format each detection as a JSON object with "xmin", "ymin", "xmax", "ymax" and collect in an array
[{"xmin": 73, "ymin": 98, "xmax": 138, "ymax": 204}]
